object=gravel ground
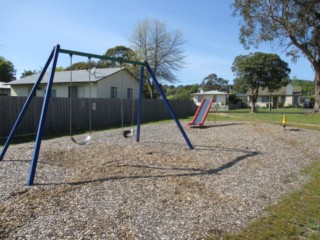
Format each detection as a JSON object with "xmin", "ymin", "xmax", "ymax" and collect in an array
[{"xmin": 0, "ymin": 121, "xmax": 319, "ymax": 239}]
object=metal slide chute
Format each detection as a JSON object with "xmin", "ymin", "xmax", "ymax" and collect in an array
[{"xmin": 188, "ymin": 98, "xmax": 214, "ymax": 127}]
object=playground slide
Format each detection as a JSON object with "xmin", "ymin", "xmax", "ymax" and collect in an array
[{"xmin": 188, "ymin": 98, "xmax": 214, "ymax": 127}]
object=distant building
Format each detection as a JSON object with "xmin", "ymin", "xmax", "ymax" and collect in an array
[
  {"xmin": 8, "ymin": 68, "xmax": 139, "ymax": 99},
  {"xmin": 191, "ymin": 89, "xmax": 228, "ymax": 110},
  {"xmin": 246, "ymin": 84, "xmax": 302, "ymax": 108}
]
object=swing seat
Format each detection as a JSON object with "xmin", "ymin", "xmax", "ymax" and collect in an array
[
  {"xmin": 71, "ymin": 135, "xmax": 91, "ymax": 145},
  {"xmin": 123, "ymin": 129, "xmax": 134, "ymax": 138}
]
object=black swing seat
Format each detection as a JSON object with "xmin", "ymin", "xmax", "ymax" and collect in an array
[{"xmin": 123, "ymin": 129, "xmax": 134, "ymax": 138}]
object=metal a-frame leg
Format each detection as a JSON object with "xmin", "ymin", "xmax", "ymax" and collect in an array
[
  {"xmin": 136, "ymin": 65, "xmax": 144, "ymax": 143},
  {"xmin": 144, "ymin": 61, "xmax": 193, "ymax": 149},
  {"xmin": 27, "ymin": 44, "xmax": 60, "ymax": 186}
]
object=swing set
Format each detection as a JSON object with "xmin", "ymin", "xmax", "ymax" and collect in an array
[{"xmin": 0, "ymin": 44, "xmax": 193, "ymax": 186}]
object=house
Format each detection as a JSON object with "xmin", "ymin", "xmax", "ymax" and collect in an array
[
  {"xmin": 0, "ymin": 82, "xmax": 11, "ymax": 96},
  {"xmin": 8, "ymin": 68, "xmax": 139, "ymax": 99},
  {"xmin": 247, "ymin": 84, "xmax": 302, "ymax": 108},
  {"xmin": 191, "ymin": 89, "xmax": 228, "ymax": 110}
]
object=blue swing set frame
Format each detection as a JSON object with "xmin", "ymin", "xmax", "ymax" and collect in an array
[{"xmin": 0, "ymin": 44, "xmax": 193, "ymax": 186}]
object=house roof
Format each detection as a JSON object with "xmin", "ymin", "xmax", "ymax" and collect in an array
[
  {"xmin": 191, "ymin": 90, "xmax": 228, "ymax": 96},
  {"xmin": 8, "ymin": 67, "xmax": 130, "ymax": 85},
  {"xmin": 247, "ymin": 85, "xmax": 302, "ymax": 96},
  {"xmin": 0, "ymin": 82, "xmax": 11, "ymax": 89}
]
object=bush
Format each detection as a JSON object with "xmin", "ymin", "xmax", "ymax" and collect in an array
[{"xmin": 278, "ymin": 102, "xmax": 284, "ymax": 108}]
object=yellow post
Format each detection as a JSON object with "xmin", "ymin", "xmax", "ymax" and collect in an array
[{"xmin": 282, "ymin": 114, "xmax": 287, "ymax": 129}]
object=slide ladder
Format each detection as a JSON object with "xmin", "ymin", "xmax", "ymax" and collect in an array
[{"xmin": 188, "ymin": 98, "xmax": 214, "ymax": 127}]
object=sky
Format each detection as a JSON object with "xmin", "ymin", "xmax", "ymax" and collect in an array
[{"xmin": 1, "ymin": 0, "xmax": 315, "ymax": 86}]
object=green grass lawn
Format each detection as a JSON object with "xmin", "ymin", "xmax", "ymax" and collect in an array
[
  {"xmin": 208, "ymin": 161, "xmax": 320, "ymax": 240},
  {"xmin": 205, "ymin": 108, "xmax": 320, "ymax": 239}
]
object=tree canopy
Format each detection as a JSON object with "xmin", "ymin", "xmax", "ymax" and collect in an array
[
  {"xmin": 232, "ymin": 0, "xmax": 320, "ymax": 111},
  {"xmin": 232, "ymin": 52, "xmax": 290, "ymax": 112},
  {"xmin": 201, "ymin": 73, "xmax": 228, "ymax": 92},
  {"xmin": 129, "ymin": 18, "xmax": 186, "ymax": 98},
  {"xmin": 20, "ymin": 70, "xmax": 38, "ymax": 78},
  {"xmin": 291, "ymin": 78, "xmax": 315, "ymax": 96},
  {"xmin": 0, "ymin": 56, "xmax": 16, "ymax": 82}
]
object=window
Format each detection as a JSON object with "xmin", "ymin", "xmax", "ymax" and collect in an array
[
  {"xmin": 261, "ymin": 96, "xmax": 270, "ymax": 103},
  {"xmin": 127, "ymin": 88, "xmax": 133, "ymax": 99},
  {"xmin": 51, "ymin": 89, "xmax": 56, "ymax": 97},
  {"xmin": 111, "ymin": 86, "xmax": 117, "ymax": 99},
  {"xmin": 68, "ymin": 86, "xmax": 77, "ymax": 98}
]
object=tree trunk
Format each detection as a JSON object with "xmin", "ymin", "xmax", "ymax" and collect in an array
[
  {"xmin": 251, "ymin": 99, "xmax": 257, "ymax": 113},
  {"xmin": 269, "ymin": 93, "xmax": 272, "ymax": 112},
  {"xmin": 251, "ymin": 104, "xmax": 256, "ymax": 113},
  {"xmin": 315, "ymin": 70, "xmax": 320, "ymax": 113}
]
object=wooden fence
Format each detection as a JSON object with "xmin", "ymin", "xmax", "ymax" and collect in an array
[{"xmin": 0, "ymin": 96, "xmax": 197, "ymax": 137}]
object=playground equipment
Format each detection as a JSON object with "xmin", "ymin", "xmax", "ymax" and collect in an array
[
  {"xmin": 188, "ymin": 98, "xmax": 214, "ymax": 127},
  {"xmin": 69, "ymin": 55, "xmax": 92, "ymax": 145},
  {"xmin": 0, "ymin": 44, "xmax": 193, "ymax": 186},
  {"xmin": 282, "ymin": 114, "xmax": 287, "ymax": 129},
  {"xmin": 119, "ymin": 62, "xmax": 135, "ymax": 138}
]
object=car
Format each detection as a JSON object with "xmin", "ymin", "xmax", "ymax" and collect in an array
[{"xmin": 303, "ymin": 100, "xmax": 314, "ymax": 109}]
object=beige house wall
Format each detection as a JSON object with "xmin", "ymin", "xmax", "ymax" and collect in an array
[
  {"xmin": 11, "ymin": 85, "xmax": 30, "ymax": 96},
  {"xmin": 9, "ymin": 69, "xmax": 138, "ymax": 99},
  {"xmin": 97, "ymin": 71, "xmax": 139, "ymax": 99}
]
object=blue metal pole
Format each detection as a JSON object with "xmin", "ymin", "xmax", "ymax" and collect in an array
[
  {"xmin": 0, "ymin": 48, "xmax": 55, "ymax": 161},
  {"xmin": 136, "ymin": 66, "xmax": 144, "ymax": 142},
  {"xmin": 144, "ymin": 61, "xmax": 193, "ymax": 149},
  {"xmin": 27, "ymin": 44, "xmax": 60, "ymax": 186}
]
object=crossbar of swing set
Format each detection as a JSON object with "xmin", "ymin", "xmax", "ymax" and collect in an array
[
  {"xmin": 59, "ymin": 48, "xmax": 146, "ymax": 66},
  {"xmin": 0, "ymin": 44, "xmax": 193, "ymax": 187}
]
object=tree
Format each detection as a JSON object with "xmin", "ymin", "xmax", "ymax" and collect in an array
[
  {"xmin": 55, "ymin": 67, "xmax": 65, "ymax": 72},
  {"xmin": 65, "ymin": 61, "xmax": 94, "ymax": 71},
  {"xmin": 104, "ymin": 46, "xmax": 137, "ymax": 63},
  {"xmin": 201, "ymin": 73, "xmax": 228, "ymax": 91},
  {"xmin": 129, "ymin": 18, "xmax": 186, "ymax": 98},
  {"xmin": 232, "ymin": 52, "xmax": 290, "ymax": 113},
  {"xmin": 21, "ymin": 70, "xmax": 38, "ymax": 78},
  {"xmin": 291, "ymin": 77, "xmax": 315, "ymax": 96},
  {"xmin": 228, "ymin": 93, "xmax": 241, "ymax": 105},
  {"xmin": 0, "ymin": 56, "xmax": 16, "ymax": 82},
  {"xmin": 232, "ymin": 0, "xmax": 320, "ymax": 112}
]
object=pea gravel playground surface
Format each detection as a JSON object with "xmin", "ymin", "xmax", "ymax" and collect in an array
[{"xmin": 0, "ymin": 121, "xmax": 319, "ymax": 239}]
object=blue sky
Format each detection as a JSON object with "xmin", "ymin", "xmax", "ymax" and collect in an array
[{"xmin": 1, "ymin": 0, "xmax": 314, "ymax": 85}]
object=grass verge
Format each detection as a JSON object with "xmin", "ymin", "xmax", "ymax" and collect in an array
[
  {"xmin": 208, "ymin": 161, "xmax": 320, "ymax": 240},
  {"xmin": 208, "ymin": 108, "xmax": 320, "ymax": 131}
]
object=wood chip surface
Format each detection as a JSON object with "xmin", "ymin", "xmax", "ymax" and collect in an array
[{"xmin": 0, "ymin": 121, "xmax": 319, "ymax": 239}]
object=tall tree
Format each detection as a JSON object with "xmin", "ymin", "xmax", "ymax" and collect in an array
[
  {"xmin": 129, "ymin": 18, "xmax": 186, "ymax": 98},
  {"xmin": 201, "ymin": 73, "xmax": 228, "ymax": 91},
  {"xmin": 0, "ymin": 56, "xmax": 16, "ymax": 82},
  {"xmin": 232, "ymin": 52, "xmax": 290, "ymax": 113},
  {"xmin": 232, "ymin": 0, "xmax": 320, "ymax": 112}
]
